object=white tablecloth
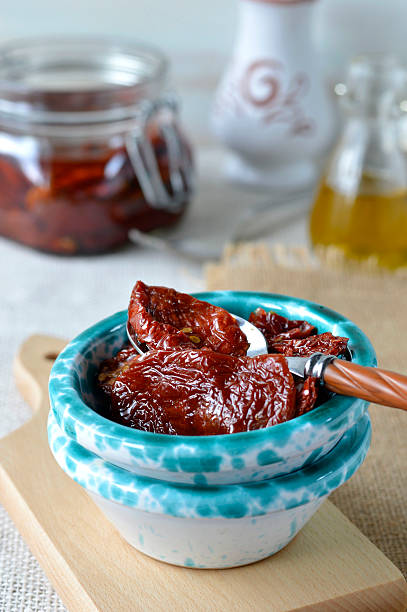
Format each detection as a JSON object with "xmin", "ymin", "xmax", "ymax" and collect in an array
[{"xmin": 0, "ymin": 147, "xmax": 307, "ymax": 611}]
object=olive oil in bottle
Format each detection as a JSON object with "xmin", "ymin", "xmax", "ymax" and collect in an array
[{"xmin": 310, "ymin": 56, "xmax": 407, "ymax": 269}]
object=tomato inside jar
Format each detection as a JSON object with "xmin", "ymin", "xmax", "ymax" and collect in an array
[{"xmin": 0, "ymin": 38, "xmax": 193, "ymax": 254}]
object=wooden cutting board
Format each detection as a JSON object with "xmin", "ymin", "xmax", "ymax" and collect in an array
[{"xmin": 0, "ymin": 335, "xmax": 405, "ymax": 612}]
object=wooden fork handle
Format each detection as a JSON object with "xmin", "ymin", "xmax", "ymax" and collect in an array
[{"xmin": 324, "ymin": 360, "xmax": 407, "ymax": 411}]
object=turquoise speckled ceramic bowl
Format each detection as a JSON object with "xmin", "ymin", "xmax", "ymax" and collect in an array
[
  {"xmin": 49, "ymin": 291, "xmax": 376, "ymax": 485},
  {"xmin": 48, "ymin": 409, "xmax": 371, "ymax": 568}
]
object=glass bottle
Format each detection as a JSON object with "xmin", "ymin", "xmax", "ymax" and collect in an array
[{"xmin": 309, "ymin": 55, "xmax": 407, "ymax": 269}]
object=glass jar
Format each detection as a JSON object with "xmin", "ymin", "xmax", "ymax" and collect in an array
[
  {"xmin": 0, "ymin": 38, "xmax": 194, "ymax": 254},
  {"xmin": 310, "ymin": 55, "xmax": 407, "ymax": 269}
]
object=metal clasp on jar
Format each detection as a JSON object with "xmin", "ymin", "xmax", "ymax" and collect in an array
[{"xmin": 125, "ymin": 94, "xmax": 194, "ymax": 212}]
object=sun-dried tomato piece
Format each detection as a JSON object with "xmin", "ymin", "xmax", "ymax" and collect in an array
[
  {"xmin": 98, "ymin": 344, "xmax": 139, "ymax": 393},
  {"xmin": 100, "ymin": 349, "xmax": 296, "ymax": 435},
  {"xmin": 249, "ymin": 307, "xmax": 315, "ymax": 351},
  {"xmin": 295, "ymin": 377, "xmax": 319, "ymax": 417},
  {"xmin": 273, "ymin": 332, "xmax": 348, "ymax": 357},
  {"xmin": 0, "ymin": 131, "xmax": 190, "ymax": 254},
  {"xmin": 128, "ymin": 281, "xmax": 249, "ymax": 356}
]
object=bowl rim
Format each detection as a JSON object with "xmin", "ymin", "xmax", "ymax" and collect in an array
[
  {"xmin": 49, "ymin": 290, "xmax": 376, "ymax": 455},
  {"xmin": 48, "ymin": 410, "xmax": 371, "ymax": 517}
]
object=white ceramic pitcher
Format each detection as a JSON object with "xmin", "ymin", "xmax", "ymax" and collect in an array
[{"xmin": 211, "ymin": 0, "xmax": 337, "ymax": 190}]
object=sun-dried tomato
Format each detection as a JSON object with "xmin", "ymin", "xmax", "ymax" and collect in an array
[
  {"xmin": 294, "ymin": 377, "xmax": 319, "ymax": 417},
  {"xmin": 273, "ymin": 332, "xmax": 348, "ymax": 357},
  {"xmin": 98, "ymin": 345, "xmax": 139, "ymax": 393},
  {"xmin": 97, "ymin": 286, "xmax": 351, "ymax": 435},
  {"xmin": 248, "ymin": 309, "xmax": 347, "ymax": 418},
  {"xmin": 249, "ymin": 307, "xmax": 315, "ymax": 351},
  {"xmin": 128, "ymin": 281, "xmax": 249, "ymax": 356},
  {"xmin": 0, "ymin": 131, "xmax": 189, "ymax": 254},
  {"xmin": 100, "ymin": 349, "xmax": 296, "ymax": 435}
]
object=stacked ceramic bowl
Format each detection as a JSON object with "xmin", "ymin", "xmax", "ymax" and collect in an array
[{"xmin": 48, "ymin": 292, "xmax": 375, "ymax": 568}]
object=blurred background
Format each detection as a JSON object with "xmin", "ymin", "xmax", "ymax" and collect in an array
[
  {"xmin": 2, "ymin": 0, "xmax": 407, "ymax": 140},
  {"xmin": 3, "ymin": 0, "xmax": 407, "ymax": 72},
  {"xmin": 1, "ymin": 0, "xmax": 407, "ymax": 259}
]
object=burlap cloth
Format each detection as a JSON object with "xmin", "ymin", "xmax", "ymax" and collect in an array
[{"xmin": 206, "ymin": 243, "xmax": 407, "ymax": 578}]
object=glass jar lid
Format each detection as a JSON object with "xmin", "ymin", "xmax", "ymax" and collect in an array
[{"xmin": 0, "ymin": 37, "xmax": 168, "ymax": 125}]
